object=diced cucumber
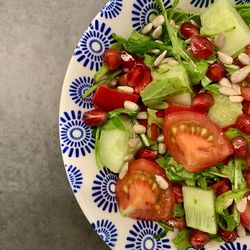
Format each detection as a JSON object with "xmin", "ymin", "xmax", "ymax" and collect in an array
[
  {"xmin": 208, "ymin": 94, "xmax": 242, "ymax": 128},
  {"xmin": 200, "ymin": 0, "xmax": 250, "ymax": 55},
  {"xmin": 183, "ymin": 186, "xmax": 217, "ymax": 234},
  {"xmin": 98, "ymin": 116, "xmax": 139, "ymax": 173}
]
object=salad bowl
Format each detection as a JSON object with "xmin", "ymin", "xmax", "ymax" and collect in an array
[{"xmin": 59, "ymin": 0, "xmax": 250, "ymax": 249}]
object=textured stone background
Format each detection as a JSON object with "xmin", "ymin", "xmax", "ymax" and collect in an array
[{"xmin": 0, "ymin": 0, "xmax": 110, "ymax": 249}]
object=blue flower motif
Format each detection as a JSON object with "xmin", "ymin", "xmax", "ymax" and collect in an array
[
  {"xmin": 219, "ymin": 242, "xmax": 249, "ymax": 250},
  {"xmin": 132, "ymin": 0, "xmax": 171, "ymax": 32},
  {"xmin": 59, "ymin": 110, "xmax": 95, "ymax": 158},
  {"xmin": 235, "ymin": 0, "xmax": 250, "ymax": 4},
  {"xmin": 125, "ymin": 221, "xmax": 171, "ymax": 250},
  {"xmin": 73, "ymin": 20, "xmax": 115, "ymax": 71},
  {"xmin": 69, "ymin": 76, "xmax": 94, "ymax": 109},
  {"xmin": 189, "ymin": 0, "xmax": 215, "ymax": 8},
  {"xmin": 65, "ymin": 165, "xmax": 83, "ymax": 193},
  {"xmin": 92, "ymin": 167, "xmax": 118, "ymax": 213},
  {"xmin": 92, "ymin": 219, "xmax": 118, "ymax": 248},
  {"xmin": 100, "ymin": 0, "xmax": 123, "ymax": 19}
]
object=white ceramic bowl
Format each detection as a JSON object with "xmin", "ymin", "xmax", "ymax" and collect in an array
[{"xmin": 59, "ymin": 0, "xmax": 250, "ymax": 249}]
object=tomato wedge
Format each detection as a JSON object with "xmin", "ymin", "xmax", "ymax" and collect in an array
[
  {"xmin": 163, "ymin": 111, "xmax": 233, "ymax": 172},
  {"xmin": 165, "ymin": 104, "xmax": 206, "ymax": 116},
  {"xmin": 116, "ymin": 159, "xmax": 175, "ymax": 221},
  {"xmin": 240, "ymin": 191, "xmax": 250, "ymax": 230},
  {"xmin": 92, "ymin": 85, "xmax": 139, "ymax": 111},
  {"xmin": 241, "ymin": 86, "xmax": 250, "ymax": 101}
]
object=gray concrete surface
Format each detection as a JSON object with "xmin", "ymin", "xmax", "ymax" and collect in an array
[{"xmin": 0, "ymin": 0, "xmax": 110, "ymax": 249}]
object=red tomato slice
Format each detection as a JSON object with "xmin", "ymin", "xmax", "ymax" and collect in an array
[
  {"xmin": 210, "ymin": 179, "xmax": 231, "ymax": 196},
  {"xmin": 172, "ymin": 183, "xmax": 183, "ymax": 203},
  {"xmin": 241, "ymin": 86, "xmax": 250, "ymax": 101},
  {"xmin": 163, "ymin": 111, "xmax": 233, "ymax": 172},
  {"xmin": 240, "ymin": 191, "xmax": 250, "ymax": 230},
  {"xmin": 116, "ymin": 159, "xmax": 175, "ymax": 221},
  {"xmin": 92, "ymin": 85, "xmax": 139, "ymax": 111},
  {"xmin": 127, "ymin": 64, "xmax": 152, "ymax": 93},
  {"xmin": 165, "ymin": 104, "xmax": 206, "ymax": 116}
]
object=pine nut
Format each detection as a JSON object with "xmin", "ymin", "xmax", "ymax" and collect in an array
[
  {"xmin": 219, "ymin": 78, "xmax": 232, "ymax": 88},
  {"xmin": 229, "ymin": 95, "xmax": 244, "ymax": 103},
  {"xmin": 149, "ymin": 49, "xmax": 161, "ymax": 55},
  {"xmin": 237, "ymin": 224, "xmax": 246, "ymax": 238},
  {"xmin": 155, "ymin": 40, "xmax": 164, "ymax": 44},
  {"xmin": 223, "ymin": 198, "xmax": 233, "ymax": 209},
  {"xmin": 154, "ymin": 50, "xmax": 167, "ymax": 67},
  {"xmin": 133, "ymin": 124, "xmax": 146, "ymax": 134},
  {"xmin": 238, "ymin": 52, "xmax": 250, "ymax": 66},
  {"xmin": 231, "ymin": 66, "xmax": 250, "ymax": 84},
  {"xmin": 155, "ymin": 175, "xmax": 169, "ymax": 190},
  {"xmin": 152, "ymin": 15, "xmax": 165, "ymax": 28},
  {"xmin": 157, "ymin": 134, "xmax": 165, "ymax": 143},
  {"xmin": 142, "ymin": 22, "xmax": 153, "ymax": 34},
  {"xmin": 136, "ymin": 111, "xmax": 148, "ymax": 120},
  {"xmin": 231, "ymin": 84, "xmax": 241, "ymax": 95},
  {"xmin": 190, "ymin": 19, "xmax": 198, "ymax": 27},
  {"xmin": 248, "ymin": 195, "xmax": 250, "ymax": 201},
  {"xmin": 124, "ymin": 154, "xmax": 134, "ymax": 162},
  {"xmin": 117, "ymin": 86, "xmax": 134, "ymax": 93},
  {"xmin": 218, "ymin": 51, "xmax": 233, "ymax": 65},
  {"xmin": 167, "ymin": 59, "xmax": 179, "ymax": 66},
  {"xmin": 219, "ymin": 87, "xmax": 239, "ymax": 96},
  {"xmin": 152, "ymin": 25, "xmax": 162, "ymax": 39},
  {"xmin": 128, "ymin": 137, "xmax": 140, "ymax": 148},
  {"xmin": 108, "ymin": 79, "xmax": 117, "ymax": 87},
  {"xmin": 236, "ymin": 197, "xmax": 247, "ymax": 213},
  {"xmin": 214, "ymin": 33, "xmax": 226, "ymax": 49},
  {"xmin": 170, "ymin": 19, "xmax": 176, "ymax": 27},
  {"xmin": 124, "ymin": 101, "xmax": 138, "ymax": 111},
  {"xmin": 158, "ymin": 143, "xmax": 167, "ymax": 155},
  {"xmin": 119, "ymin": 162, "xmax": 128, "ymax": 179}
]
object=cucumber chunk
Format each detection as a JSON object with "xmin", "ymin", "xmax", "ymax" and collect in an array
[
  {"xmin": 200, "ymin": 0, "xmax": 250, "ymax": 56},
  {"xmin": 98, "ymin": 116, "xmax": 138, "ymax": 173},
  {"xmin": 208, "ymin": 94, "xmax": 242, "ymax": 128},
  {"xmin": 183, "ymin": 186, "xmax": 217, "ymax": 234}
]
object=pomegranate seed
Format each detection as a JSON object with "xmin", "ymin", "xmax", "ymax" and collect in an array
[
  {"xmin": 150, "ymin": 123, "xmax": 159, "ymax": 141},
  {"xmin": 172, "ymin": 183, "xmax": 183, "ymax": 203},
  {"xmin": 189, "ymin": 35, "xmax": 214, "ymax": 60},
  {"xmin": 246, "ymin": 73, "xmax": 250, "ymax": 84},
  {"xmin": 180, "ymin": 22, "xmax": 199, "ymax": 39},
  {"xmin": 103, "ymin": 48, "xmax": 121, "ymax": 70},
  {"xmin": 206, "ymin": 61, "xmax": 228, "ymax": 81},
  {"xmin": 166, "ymin": 217, "xmax": 186, "ymax": 229},
  {"xmin": 233, "ymin": 58, "xmax": 244, "ymax": 68},
  {"xmin": 189, "ymin": 229, "xmax": 210, "ymax": 249},
  {"xmin": 120, "ymin": 51, "xmax": 137, "ymax": 69},
  {"xmin": 218, "ymin": 228, "xmax": 238, "ymax": 243},
  {"xmin": 83, "ymin": 109, "xmax": 108, "ymax": 127},
  {"xmin": 243, "ymin": 100, "xmax": 250, "ymax": 115},
  {"xmin": 217, "ymin": 184, "xmax": 231, "ymax": 196},
  {"xmin": 117, "ymin": 73, "xmax": 128, "ymax": 86},
  {"xmin": 156, "ymin": 110, "xmax": 165, "ymax": 118},
  {"xmin": 231, "ymin": 136, "xmax": 248, "ymax": 158},
  {"xmin": 136, "ymin": 147, "xmax": 158, "ymax": 160},
  {"xmin": 236, "ymin": 114, "xmax": 250, "ymax": 135},
  {"xmin": 192, "ymin": 92, "xmax": 214, "ymax": 110}
]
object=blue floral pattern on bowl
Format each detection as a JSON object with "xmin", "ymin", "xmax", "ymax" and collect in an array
[
  {"xmin": 73, "ymin": 20, "xmax": 114, "ymax": 71},
  {"xmin": 219, "ymin": 242, "xmax": 249, "ymax": 250},
  {"xmin": 235, "ymin": 0, "xmax": 250, "ymax": 4},
  {"xmin": 69, "ymin": 76, "xmax": 94, "ymax": 109},
  {"xmin": 132, "ymin": 0, "xmax": 171, "ymax": 31},
  {"xmin": 189, "ymin": 0, "xmax": 215, "ymax": 8},
  {"xmin": 59, "ymin": 110, "xmax": 95, "ymax": 158},
  {"xmin": 92, "ymin": 167, "xmax": 118, "ymax": 213},
  {"xmin": 100, "ymin": 0, "xmax": 123, "ymax": 19},
  {"xmin": 125, "ymin": 221, "xmax": 171, "ymax": 250},
  {"xmin": 92, "ymin": 219, "xmax": 118, "ymax": 248},
  {"xmin": 66, "ymin": 165, "xmax": 83, "ymax": 193}
]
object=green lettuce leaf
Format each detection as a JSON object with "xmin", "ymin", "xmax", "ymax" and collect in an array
[
  {"xmin": 141, "ymin": 63, "xmax": 192, "ymax": 109},
  {"xmin": 172, "ymin": 229, "xmax": 192, "ymax": 250},
  {"xmin": 173, "ymin": 203, "xmax": 185, "ymax": 217},
  {"xmin": 235, "ymin": 4, "xmax": 250, "ymax": 25},
  {"xmin": 225, "ymin": 127, "xmax": 250, "ymax": 141}
]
